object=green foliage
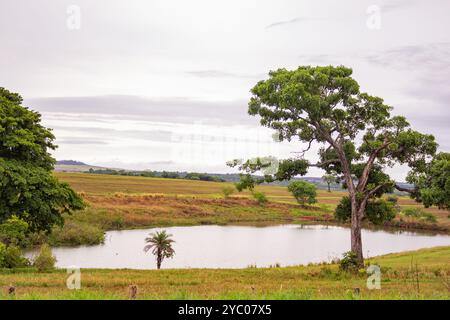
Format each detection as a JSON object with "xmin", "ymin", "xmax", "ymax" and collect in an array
[
  {"xmin": 227, "ymin": 65, "xmax": 441, "ymax": 264},
  {"xmin": 48, "ymin": 221, "xmax": 105, "ymax": 246},
  {"xmin": 221, "ymin": 186, "xmax": 235, "ymax": 199},
  {"xmin": 252, "ymin": 191, "xmax": 268, "ymax": 206},
  {"xmin": 229, "ymin": 65, "xmax": 438, "ymax": 207},
  {"xmin": 0, "ymin": 159, "xmax": 85, "ymax": 232},
  {"xmin": 402, "ymin": 208, "xmax": 423, "ymax": 218},
  {"xmin": 0, "ymin": 87, "xmax": 56, "ymax": 170},
  {"xmin": 0, "ymin": 242, "xmax": 6, "ymax": 267},
  {"xmin": 335, "ymin": 197, "xmax": 396, "ymax": 225},
  {"xmin": 0, "ymin": 215, "xmax": 28, "ymax": 246},
  {"xmin": 288, "ymin": 181, "xmax": 317, "ymax": 207},
  {"xmin": 144, "ymin": 230, "xmax": 175, "ymax": 269},
  {"xmin": 227, "ymin": 157, "xmax": 308, "ymax": 191},
  {"xmin": 339, "ymin": 251, "xmax": 359, "ymax": 272},
  {"xmin": 33, "ymin": 244, "xmax": 56, "ymax": 272},
  {"xmin": 386, "ymin": 195, "xmax": 398, "ymax": 204},
  {"xmin": 2, "ymin": 245, "xmax": 30, "ymax": 268},
  {"xmin": 407, "ymin": 152, "xmax": 450, "ymax": 210},
  {"xmin": 401, "ymin": 208, "xmax": 437, "ymax": 223},
  {"xmin": 161, "ymin": 171, "xmax": 180, "ymax": 179},
  {"xmin": 0, "ymin": 88, "xmax": 85, "ymax": 232},
  {"xmin": 184, "ymin": 172, "xmax": 225, "ymax": 182},
  {"xmin": 322, "ymin": 174, "xmax": 338, "ymax": 192}
]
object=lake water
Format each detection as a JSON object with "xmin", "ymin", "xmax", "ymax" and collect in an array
[{"xmin": 27, "ymin": 225, "xmax": 450, "ymax": 269}]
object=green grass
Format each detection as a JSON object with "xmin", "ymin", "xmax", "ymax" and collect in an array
[{"xmin": 1, "ymin": 246, "xmax": 449, "ymax": 300}]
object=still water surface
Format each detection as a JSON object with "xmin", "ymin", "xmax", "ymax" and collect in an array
[{"xmin": 28, "ymin": 225, "xmax": 450, "ymax": 269}]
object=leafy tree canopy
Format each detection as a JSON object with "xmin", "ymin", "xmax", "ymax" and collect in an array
[
  {"xmin": 288, "ymin": 180, "xmax": 317, "ymax": 206},
  {"xmin": 0, "ymin": 88, "xmax": 84, "ymax": 232},
  {"xmin": 405, "ymin": 152, "xmax": 450, "ymax": 210},
  {"xmin": 228, "ymin": 65, "xmax": 442, "ymax": 266}
]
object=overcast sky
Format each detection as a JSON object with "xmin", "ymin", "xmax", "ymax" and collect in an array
[{"xmin": 1, "ymin": 0, "xmax": 449, "ymax": 179}]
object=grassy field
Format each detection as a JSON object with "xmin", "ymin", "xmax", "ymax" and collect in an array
[
  {"xmin": 50, "ymin": 172, "xmax": 449, "ymax": 245},
  {"xmin": 1, "ymin": 173, "xmax": 448, "ymax": 300},
  {"xmin": 1, "ymin": 246, "xmax": 449, "ymax": 300}
]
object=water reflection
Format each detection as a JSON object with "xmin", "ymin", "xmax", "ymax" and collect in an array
[{"xmin": 26, "ymin": 224, "xmax": 450, "ymax": 269}]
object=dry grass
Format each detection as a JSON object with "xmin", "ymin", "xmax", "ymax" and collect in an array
[
  {"xmin": 1, "ymin": 246, "xmax": 448, "ymax": 300},
  {"xmin": 55, "ymin": 172, "xmax": 450, "ymax": 232}
]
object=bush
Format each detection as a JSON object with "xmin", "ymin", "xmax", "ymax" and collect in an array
[
  {"xmin": 402, "ymin": 208, "xmax": 422, "ymax": 218},
  {"xmin": 0, "ymin": 243, "xmax": 29, "ymax": 268},
  {"xmin": 222, "ymin": 186, "xmax": 235, "ymax": 199},
  {"xmin": 402, "ymin": 208, "xmax": 437, "ymax": 223},
  {"xmin": 0, "ymin": 242, "xmax": 6, "ymax": 267},
  {"xmin": 0, "ymin": 215, "xmax": 29, "ymax": 246},
  {"xmin": 33, "ymin": 244, "xmax": 57, "ymax": 272},
  {"xmin": 3, "ymin": 245, "xmax": 30, "ymax": 268},
  {"xmin": 335, "ymin": 197, "xmax": 396, "ymax": 225},
  {"xmin": 288, "ymin": 181, "xmax": 317, "ymax": 207},
  {"xmin": 49, "ymin": 221, "xmax": 105, "ymax": 246},
  {"xmin": 386, "ymin": 195, "xmax": 398, "ymax": 204},
  {"xmin": 339, "ymin": 251, "xmax": 359, "ymax": 272},
  {"xmin": 252, "ymin": 191, "xmax": 268, "ymax": 206}
]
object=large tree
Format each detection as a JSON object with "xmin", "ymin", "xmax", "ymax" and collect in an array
[
  {"xmin": 0, "ymin": 88, "xmax": 84, "ymax": 232},
  {"xmin": 228, "ymin": 66, "xmax": 441, "ymax": 267}
]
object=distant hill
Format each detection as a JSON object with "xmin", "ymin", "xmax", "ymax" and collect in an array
[
  {"xmin": 55, "ymin": 160, "xmax": 107, "ymax": 172},
  {"xmin": 54, "ymin": 160, "xmax": 413, "ymax": 193},
  {"xmin": 56, "ymin": 160, "xmax": 88, "ymax": 166}
]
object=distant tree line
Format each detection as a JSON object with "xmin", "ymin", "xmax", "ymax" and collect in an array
[{"xmin": 87, "ymin": 168, "xmax": 226, "ymax": 182}]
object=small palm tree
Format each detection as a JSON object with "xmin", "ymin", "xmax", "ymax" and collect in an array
[{"xmin": 144, "ymin": 230, "xmax": 175, "ymax": 269}]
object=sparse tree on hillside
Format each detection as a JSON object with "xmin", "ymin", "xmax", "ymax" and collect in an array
[
  {"xmin": 322, "ymin": 174, "xmax": 338, "ymax": 192},
  {"xmin": 228, "ymin": 66, "xmax": 443, "ymax": 267},
  {"xmin": 222, "ymin": 186, "xmax": 235, "ymax": 199},
  {"xmin": 288, "ymin": 181, "xmax": 317, "ymax": 207},
  {"xmin": 144, "ymin": 230, "xmax": 175, "ymax": 269}
]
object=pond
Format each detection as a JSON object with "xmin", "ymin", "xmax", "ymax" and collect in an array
[{"xmin": 28, "ymin": 225, "xmax": 450, "ymax": 269}]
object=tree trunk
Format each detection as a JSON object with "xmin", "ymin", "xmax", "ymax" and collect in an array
[
  {"xmin": 157, "ymin": 249, "xmax": 162, "ymax": 269},
  {"xmin": 327, "ymin": 183, "xmax": 331, "ymax": 192},
  {"xmin": 350, "ymin": 198, "xmax": 364, "ymax": 268}
]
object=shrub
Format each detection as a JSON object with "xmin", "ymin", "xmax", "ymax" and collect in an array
[
  {"xmin": 33, "ymin": 244, "xmax": 57, "ymax": 272},
  {"xmin": 252, "ymin": 191, "xmax": 268, "ymax": 206},
  {"xmin": 339, "ymin": 251, "xmax": 359, "ymax": 272},
  {"xmin": 288, "ymin": 181, "xmax": 317, "ymax": 207},
  {"xmin": 421, "ymin": 212, "xmax": 437, "ymax": 223},
  {"xmin": 0, "ymin": 242, "xmax": 6, "ymax": 267},
  {"xmin": 111, "ymin": 215, "xmax": 125, "ymax": 229},
  {"xmin": 386, "ymin": 195, "xmax": 398, "ymax": 204},
  {"xmin": 335, "ymin": 197, "xmax": 396, "ymax": 225},
  {"xmin": 3, "ymin": 245, "xmax": 30, "ymax": 268},
  {"xmin": 0, "ymin": 243, "xmax": 29, "ymax": 268},
  {"xmin": 0, "ymin": 215, "xmax": 29, "ymax": 246},
  {"xmin": 402, "ymin": 207, "xmax": 422, "ymax": 218},
  {"xmin": 222, "ymin": 186, "xmax": 235, "ymax": 199},
  {"xmin": 49, "ymin": 221, "xmax": 105, "ymax": 246},
  {"xmin": 402, "ymin": 208, "xmax": 437, "ymax": 223}
]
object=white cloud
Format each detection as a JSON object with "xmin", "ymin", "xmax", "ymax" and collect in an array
[{"xmin": 2, "ymin": 0, "xmax": 449, "ymax": 179}]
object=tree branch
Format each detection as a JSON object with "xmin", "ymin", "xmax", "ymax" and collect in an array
[
  {"xmin": 308, "ymin": 159, "xmax": 340, "ymax": 167},
  {"xmin": 357, "ymin": 138, "xmax": 391, "ymax": 192},
  {"xmin": 395, "ymin": 184, "xmax": 414, "ymax": 194}
]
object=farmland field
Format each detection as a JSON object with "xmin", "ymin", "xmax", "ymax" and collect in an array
[
  {"xmin": 1, "ymin": 172, "xmax": 449, "ymax": 301},
  {"xmin": 53, "ymin": 172, "xmax": 450, "ymax": 235}
]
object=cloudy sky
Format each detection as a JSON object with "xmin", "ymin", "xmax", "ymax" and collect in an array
[{"xmin": 1, "ymin": 0, "xmax": 449, "ymax": 179}]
